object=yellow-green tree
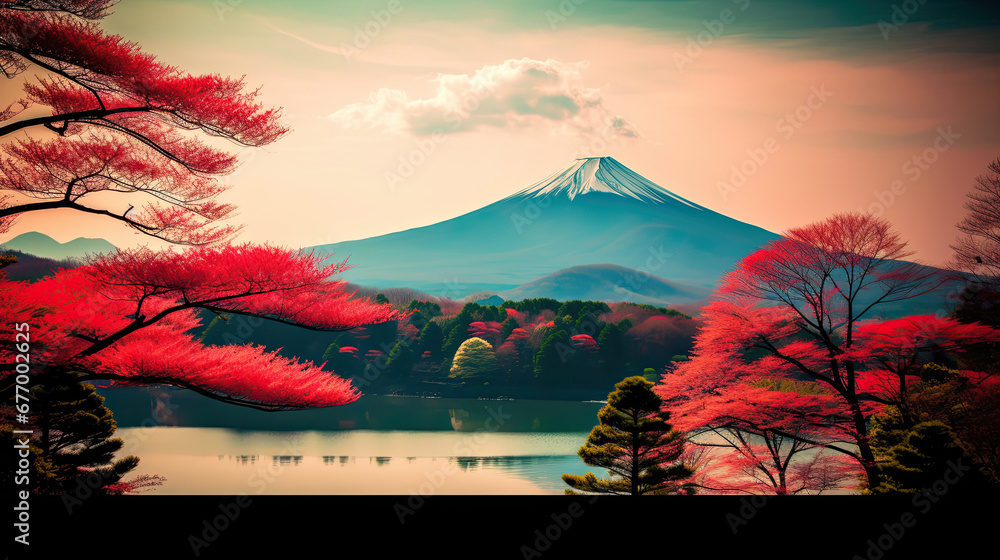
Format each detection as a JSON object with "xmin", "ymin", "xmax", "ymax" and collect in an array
[{"xmin": 449, "ymin": 337, "xmax": 498, "ymax": 383}]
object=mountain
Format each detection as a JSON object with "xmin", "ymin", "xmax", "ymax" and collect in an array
[
  {"xmin": 310, "ymin": 157, "xmax": 779, "ymax": 298},
  {"xmin": 474, "ymin": 295, "xmax": 506, "ymax": 306},
  {"xmin": 499, "ymin": 264, "xmax": 713, "ymax": 306},
  {"xmin": 0, "ymin": 232, "xmax": 117, "ymax": 260},
  {"xmin": 506, "ymin": 156, "xmax": 708, "ymax": 205},
  {"xmin": 0, "ymin": 250, "xmax": 79, "ymax": 282}
]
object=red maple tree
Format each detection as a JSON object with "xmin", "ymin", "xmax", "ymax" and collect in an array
[
  {"xmin": 659, "ymin": 325, "xmax": 861, "ymax": 494},
  {"xmin": 3, "ymin": 245, "xmax": 401, "ymax": 409},
  {"xmin": 851, "ymin": 315, "xmax": 1000, "ymax": 420},
  {"xmin": 0, "ymin": 0, "xmax": 401, "ymax": 411},
  {"xmin": 0, "ymin": 0, "xmax": 285, "ymax": 244},
  {"xmin": 658, "ymin": 213, "xmax": 998, "ymax": 491}
]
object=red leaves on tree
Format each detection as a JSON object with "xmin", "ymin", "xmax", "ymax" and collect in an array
[
  {"xmin": 82, "ymin": 244, "xmax": 400, "ymax": 336},
  {"xmin": 851, "ymin": 315, "xmax": 1000, "ymax": 403},
  {"xmin": 0, "ymin": 3, "xmax": 408, "ymax": 414},
  {"xmin": 0, "ymin": 133, "xmax": 240, "ymax": 244},
  {"xmin": 0, "ymin": 4, "xmax": 288, "ymax": 243},
  {"xmin": 101, "ymin": 474, "xmax": 165, "ymax": 495},
  {"xmin": 90, "ymin": 325, "xmax": 362, "ymax": 409},
  {"xmin": 657, "ymin": 213, "xmax": 996, "ymax": 492},
  {"xmin": 2, "ymin": 245, "xmax": 402, "ymax": 410},
  {"xmin": 0, "ymin": 11, "xmax": 287, "ymax": 145},
  {"xmin": 497, "ymin": 327, "xmax": 529, "ymax": 354},
  {"xmin": 570, "ymin": 334, "xmax": 598, "ymax": 353},
  {"xmin": 658, "ymin": 350, "xmax": 863, "ymax": 494},
  {"xmin": 468, "ymin": 321, "xmax": 501, "ymax": 345}
]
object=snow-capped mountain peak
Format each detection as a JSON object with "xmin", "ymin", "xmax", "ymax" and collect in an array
[{"xmin": 505, "ymin": 156, "xmax": 704, "ymax": 209}]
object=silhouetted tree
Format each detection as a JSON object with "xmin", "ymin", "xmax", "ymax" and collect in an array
[{"xmin": 950, "ymin": 157, "xmax": 1000, "ymax": 286}]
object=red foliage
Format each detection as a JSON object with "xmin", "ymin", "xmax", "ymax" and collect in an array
[
  {"xmin": 497, "ymin": 327, "xmax": 529, "ymax": 353},
  {"xmin": 570, "ymin": 334, "xmax": 598, "ymax": 353},
  {"xmin": 399, "ymin": 322, "xmax": 419, "ymax": 340},
  {"xmin": 625, "ymin": 314, "xmax": 697, "ymax": 359},
  {"xmin": 0, "ymin": 4, "xmax": 288, "ymax": 243},
  {"xmin": 1, "ymin": 246, "xmax": 401, "ymax": 410},
  {"xmin": 92, "ymin": 327, "xmax": 362, "ymax": 408},
  {"xmin": 468, "ymin": 321, "xmax": 502, "ymax": 346},
  {"xmin": 657, "ymin": 213, "xmax": 995, "ymax": 491},
  {"xmin": 102, "ymin": 473, "xmax": 166, "ymax": 495},
  {"xmin": 0, "ymin": 4, "xmax": 404, "ymax": 415},
  {"xmin": 658, "ymin": 347, "xmax": 863, "ymax": 494}
]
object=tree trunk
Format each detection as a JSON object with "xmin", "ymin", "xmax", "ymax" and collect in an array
[
  {"xmin": 848, "ymin": 399, "xmax": 880, "ymax": 489},
  {"xmin": 632, "ymin": 410, "xmax": 640, "ymax": 495}
]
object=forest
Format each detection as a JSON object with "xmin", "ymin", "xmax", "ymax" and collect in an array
[{"xmin": 199, "ymin": 296, "xmax": 697, "ymax": 400}]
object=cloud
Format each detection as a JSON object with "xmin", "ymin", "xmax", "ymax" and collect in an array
[
  {"xmin": 260, "ymin": 19, "xmax": 357, "ymax": 57},
  {"xmin": 326, "ymin": 58, "xmax": 639, "ymax": 140}
]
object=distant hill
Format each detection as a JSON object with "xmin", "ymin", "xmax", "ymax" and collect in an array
[
  {"xmin": 499, "ymin": 264, "xmax": 713, "ymax": 306},
  {"xmin": 0, "ymin": 250, "xmax": 78, "ymax": 282},
  {"xmin": 0, "ymin": 232, "xmax": 116, "ymax": 260}
]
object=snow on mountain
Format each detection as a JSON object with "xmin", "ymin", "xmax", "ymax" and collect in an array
[
  {"xmin": 504, "ymin": 156, "xmax": 705, "ymax": 208},
  {"xmin": 309, "ymin": 157, "xmax": 779, "ymax": 297}
]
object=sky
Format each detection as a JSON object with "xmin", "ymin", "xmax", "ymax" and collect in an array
[{"xmin": 3, "ymin": 0, "xmax": 1000, "ymax": 268}]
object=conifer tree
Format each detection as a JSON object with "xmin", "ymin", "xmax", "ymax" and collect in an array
[
  {"xmin": 418, "ymin": 321, "xmax": 443, "ymax": 359},
  {"xmin": 31, "ymin": 371, "xmax": 162, "ymax": 495},
  {"xmin": 563, "ymin": 376, "xmax": 693, "ymax": 495}
]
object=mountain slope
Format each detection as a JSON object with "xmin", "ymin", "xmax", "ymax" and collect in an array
[
  {"xmin": 0, "ymin": 250, "xmax": 78, "ymax": 282},
  {"xmin": 499, "ymin": 264, "xmax": 713, "ymax": 306},
  {"xmin": 310, "ymin": 157, "xmax": 778, "ymax": 295},
  {"xmin": 504, "ymin": 156, "xmax": 707, "ymax": 207},
  {"xmin": 1, "ymin": 232, "xmax": 117, "ymax": 260}
]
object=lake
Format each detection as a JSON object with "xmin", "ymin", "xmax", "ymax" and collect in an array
[{"xmin": 101, "ymin": 388, "xmax": 607, "ymax": 495}]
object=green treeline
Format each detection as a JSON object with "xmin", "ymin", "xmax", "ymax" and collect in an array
[{"xmin": 200, "ymin": 298, "xmax": 697, "ymax": 399}]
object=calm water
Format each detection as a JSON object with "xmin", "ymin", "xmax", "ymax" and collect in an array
[
  {"xmin": 103, "ymin": 389, "xmax": 606, "ymax": 495},
  {"xmin": 115, "ymin": 428, "xmax": 595, "ymax": 495}
]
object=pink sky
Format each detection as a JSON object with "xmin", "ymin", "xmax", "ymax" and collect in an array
[{"xmin": 3, "ymin": 0, "xmax": 998, "ymax": 270}]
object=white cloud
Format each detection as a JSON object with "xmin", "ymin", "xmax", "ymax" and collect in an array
[
  {"xmin": 261, "ymin": 19, "xmax": 356, "ymax": 57},
  {"xmin": 326, "ymin": 58, "xmax": 639, "ymax": 140}
]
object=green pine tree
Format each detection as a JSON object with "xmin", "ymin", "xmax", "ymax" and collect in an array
[
  {"xmin": 418, "ymin": 321, "xmax": 444, "ymax": 359},
  {"xmin": 869, "ymin": 413, "xmax": 976, "ymax": 494},
  {"xmin": 24, "ymin": 373, "xmax": 160, "ymax": 495},
  {"xmin": 499, "ymin": 316, "xmax": 518, "ymax": 344},
  {"xmin": 562, "ymin": 376, "xmax": 693, "ymax": 495},
  {"xmin": 597, "ymin": 322, "xmax": 628, "ymax": 374},
  {"xmin": 387, "ymin": 339, "xmax": 418, "ymax": 380},
  {"xmin": 533, "ymin": 329, "xmax": 572, "ymax": 383}
]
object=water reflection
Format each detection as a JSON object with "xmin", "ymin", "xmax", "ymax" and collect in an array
[
  {"xmin": 101, "ymin": 390, "xmax": 606, "ymax": 433},
  {"xmin": 322, "ymin": 456, "xmax": 356, "ymax": 466},
  {"xmin": 219, "ymin": 455, "xmax": 259, "ymax": 465},
  {"xmin": 274, "ymin": 455, "xmax": 303, "ymax": 466},
  {"xmin": 115, "ymin": 427, "xmax": 594, "ymax": 495},
  {"xmin": 449, "ymin": 408, "xmax": 469, "ymax": 431}
]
